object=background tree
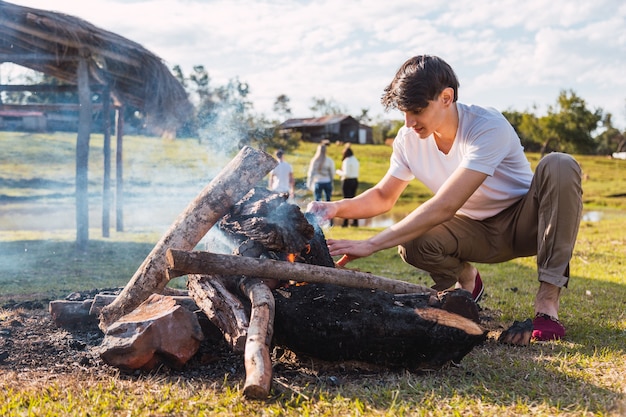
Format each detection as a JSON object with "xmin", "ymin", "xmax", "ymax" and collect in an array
[
  {"xmin": 370, "ymin": 118, "xmax": 404, "ymax": 144},
  {"xmin": 273, "ymin": 94, "xmax": 292, "ymax": 120},
  {"xmin": 355, "ymin": 108, "xmax": 372, "ymax": 125},
  {"xmin": 595, "ymin": 113, "xmax": 626, "ymax": 155},
  {"xmin": 539, "ymin": 90, "xmax": 602, "ymax": 155},
  {"xmin": 309, "ymin": 97, "xmax": 346, "ymax": 116},
  {"xmin": 503, "ymin": 109, "xmax": 543, "ymax": 152}
]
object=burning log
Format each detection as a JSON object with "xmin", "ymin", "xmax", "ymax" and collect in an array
[
  {"xmin": 98, "ymin": 146, "xmax": 277, "ymax": 331},
  {"xmin": 166, "ymin": 250, "xmax": 438, "ymax": 297}
]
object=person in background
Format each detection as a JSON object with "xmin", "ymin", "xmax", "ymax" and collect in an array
[
  {"xmin": 268, "ymin": 149, "xmax": 294, "ymax": 198},
  {"xmin": 307, "ymin": 55, "xmax": 582, "ymax": 344},
  {"xmin": 307, "ymin": 143, "xmax": 335, "ymax": 202},
  {"xmin": 336, "ymin": 144, "xmax": 360, "ymax": 227}
]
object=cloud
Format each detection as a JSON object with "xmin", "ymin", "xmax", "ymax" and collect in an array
[{"xmin": 6, "ymin": 0, "xmax": 626, "ymax": 126}]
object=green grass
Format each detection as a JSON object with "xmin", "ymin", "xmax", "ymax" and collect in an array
[{"xmin": 1, "ymin": 131, "xmax": 625, "ymax": 416}]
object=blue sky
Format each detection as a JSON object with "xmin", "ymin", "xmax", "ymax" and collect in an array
[{"xmin": 4, "ymin": 0, "xmax": 626, "ymax": 128}]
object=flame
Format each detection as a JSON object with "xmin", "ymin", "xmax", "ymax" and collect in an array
[
  {"xmin": 287, "ymin": 253, "xmax": 296, "ymax": 263},
  {"xmin": 304, "ymin": 244, "xmax": 311, "ymax": 254}
]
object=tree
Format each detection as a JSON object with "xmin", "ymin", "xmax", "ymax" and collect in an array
[
  {"xmin": 595, "ymin": 113, "xmax": 626, "ymax": 155},
  {"xmin": 309, "ymin": 97, "xmax": 345, "ymax": 116},
  {"xmin": 273, "ymin": 94, "xmax": 292, "ymax": 120},
  {"xmin": 503, "ymin": 109, "xmax": 544, "ymax": 152},
  {"xmin": 370, "ymin": 118, "xmax": 404, "ymax": 144},
  {"xmin": 539, "ymin": 90, "xmax": 602, "ymax": 156},
  {"xmin": 355, "ymin": 108, "xmax": 372, "ymax": 125}
]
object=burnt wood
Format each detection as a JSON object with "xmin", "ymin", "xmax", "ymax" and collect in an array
[{"xmin": 272, "ymin": 283, "xmax": 487, "ymax": 369}]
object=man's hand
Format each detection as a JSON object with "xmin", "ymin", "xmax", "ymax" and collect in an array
[
  {"xmin": 327, "ymin": 238, "xmax": 377, "ymax": 266},
  {"xmin": 306, "ymin": 201, "xmax": 337, "ymax": 221}
]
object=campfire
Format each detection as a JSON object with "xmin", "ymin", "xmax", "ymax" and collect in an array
[{"xmin": 49, "ymin": 147, "xmax": 487, "ymax": 400}]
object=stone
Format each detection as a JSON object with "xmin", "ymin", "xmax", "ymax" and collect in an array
[{"xmin": 99, "ymin": 294, "xmax": 204, "ymax": 371}]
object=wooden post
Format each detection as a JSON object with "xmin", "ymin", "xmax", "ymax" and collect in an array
[
  {"xmin": 115, "ymin": 105, "xmax": 124, "ymax": 232},
  {"xmin": 75, "ymin": 58, "xmax": 92, "ymax": 250},
  {"xmin": 98, "ymin": 147, "xmax": 277, "ymax": 330},
  {"xmin": 102, "ymin": 85, "xmax": 111, "ymax": 238}
]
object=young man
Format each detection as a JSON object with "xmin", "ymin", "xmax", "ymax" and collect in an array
[
  {"xmin": 307, "ymin": 55, "xmax": 583, "ymax": 344},
  {"xmin": 268, "ymin": 149, "xmax": 295, "ymax": 198}
]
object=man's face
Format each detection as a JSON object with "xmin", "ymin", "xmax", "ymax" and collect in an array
[
  {"xmin": 402, "ymin": 90, "xmax": 450, "ymax": 139},
  {"xmin": 403, "ymin": 102, "xmax": 436, "ymax": 139}
]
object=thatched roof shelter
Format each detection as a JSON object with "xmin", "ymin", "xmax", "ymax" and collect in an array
[
  {"xmin": 0, "ymin": 0, "xmax": 192, "ymax": 131},
  {"xmin": 0, "ymin": 0, "xmax": 195, "ymax": 248}
]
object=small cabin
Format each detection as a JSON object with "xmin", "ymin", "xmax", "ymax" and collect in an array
[
  {"xmin": 280, "ymin": 114, "xmax": 373, "ymax": 144},
  {"xmin": 0, "ymin": 109, "xmax": 47, "ymax": 131}
]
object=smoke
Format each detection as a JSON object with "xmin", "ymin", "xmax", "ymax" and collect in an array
[{"xmin": 197, "ymin": 103, "xmax": 249, "ymax": 158}]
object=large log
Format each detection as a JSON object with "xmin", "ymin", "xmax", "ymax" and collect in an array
[
  {"xmin": 272, "ymin": 283, "xmax": 487, "ymax": 369},
  {"xmin": 166, "ymin": 250, "xmax": 438, "ymax": 296},
  {"xmin": 99, "ymin": 147, "xmax": 277, "ymax": 330}
]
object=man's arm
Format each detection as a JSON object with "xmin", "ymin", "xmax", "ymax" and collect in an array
[
  {"xmin": 308, "ymin": 172, "xmax": 409, "ymax": 221},
  {"xmin": 327, "ymin": 167, "xmax": 488, "ymax": 263}
]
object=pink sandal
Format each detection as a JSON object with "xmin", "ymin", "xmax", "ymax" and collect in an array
[
  {"xmin": 472, "ymin": 272, "xmax": 484, "ymax": 302},
  {"xmin": 532, "ymin": 313, "xmax": 566, "ymax": 341}
]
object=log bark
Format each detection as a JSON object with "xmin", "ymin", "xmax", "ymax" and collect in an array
[
  {"xmin": 239, "ymin": 277, "xmax": 275, "ymax": 400},
  {"xmin": 187, "ymin": 274, "xmax": 250, "ymax": 353},
  {"xmin": 166, "ymin": 250, "xmax": 437, "ymax": 296},
  {"xmin": 98, "ymin": 147, "xmax": 277, "ymax": 330},
  {"xmin": 272, "ymin": 283, "xmax": 487, "ymax": 369}
]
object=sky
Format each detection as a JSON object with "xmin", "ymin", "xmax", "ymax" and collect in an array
[{"xmin": 4, "ymin": 0, "xmax": 626, "ymax": 128}]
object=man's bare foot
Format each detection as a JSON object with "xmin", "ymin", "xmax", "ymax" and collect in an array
[
  {"xmin": 455, "ymin": 262, "xmax": 478, "ymax": 293},
  {"xmin": 534, "ymin": 282, "xmax": 561, "ymax": 318}
]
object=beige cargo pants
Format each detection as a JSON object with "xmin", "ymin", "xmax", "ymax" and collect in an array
[{"xmin": 399, "ymin": 152, "xmax": 583, "ymax": 291}]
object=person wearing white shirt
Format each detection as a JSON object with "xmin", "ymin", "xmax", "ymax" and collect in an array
[
  {"xmin": 268, "ymin": 149, "xmax": 294, "ymax": 198},
  {"xmin": 307, "ymin": 55, "xmax": 582, "ymax": 345}
]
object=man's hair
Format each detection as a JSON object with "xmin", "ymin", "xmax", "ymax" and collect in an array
[{"xmin": 381, "ymin": 55, "xmax": 459, "ymax": 112}]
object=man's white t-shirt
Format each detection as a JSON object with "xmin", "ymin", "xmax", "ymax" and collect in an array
[
  {"xmin": 270, "ymin": 161, "xmax": 293, "ymax": 193},
  {"xmin": 389, "ymin": 103, "xmax": 533, "ymax": 220}
]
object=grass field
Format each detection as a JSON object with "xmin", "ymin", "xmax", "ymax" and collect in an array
[{"xmin": 1, "ymin": 131, "xmax": 625, "ymax": 416}]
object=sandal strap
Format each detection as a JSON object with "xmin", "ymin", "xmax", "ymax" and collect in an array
[{"xmin": 535, "ymin": 312, "xmax": 561, "ymax": 323}]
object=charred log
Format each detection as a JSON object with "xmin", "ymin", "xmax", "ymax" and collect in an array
[{"xmin": 272, "ymin": 283, "xmax": 487, "ymax": 370}]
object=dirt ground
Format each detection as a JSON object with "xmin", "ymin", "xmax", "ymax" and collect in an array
[{"xmin": 0, "ymin": 291, "xmax": 503, "ymax": 390}]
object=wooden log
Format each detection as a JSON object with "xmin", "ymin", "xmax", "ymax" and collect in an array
[
  {"xmin": 49, "ymin": 299, "xmax": 96, "ymax": 328},
  {"xmin": 240, "ymin": 277, "xmax": 275, "ymax": 400},
  {"xmin": 187, "ymin": 274, "xmax": 250, "ymax": 353},
  {"xmin": 98, "ymin": 147, "xmax": 277, "ymax": 330},
  {"xmin": 166, "ymin": 250, "xmax": 438, "ymax": 296},
  {"xmin": 272, "ymin": 284, "xmax": 487, "ymax": 369}
]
